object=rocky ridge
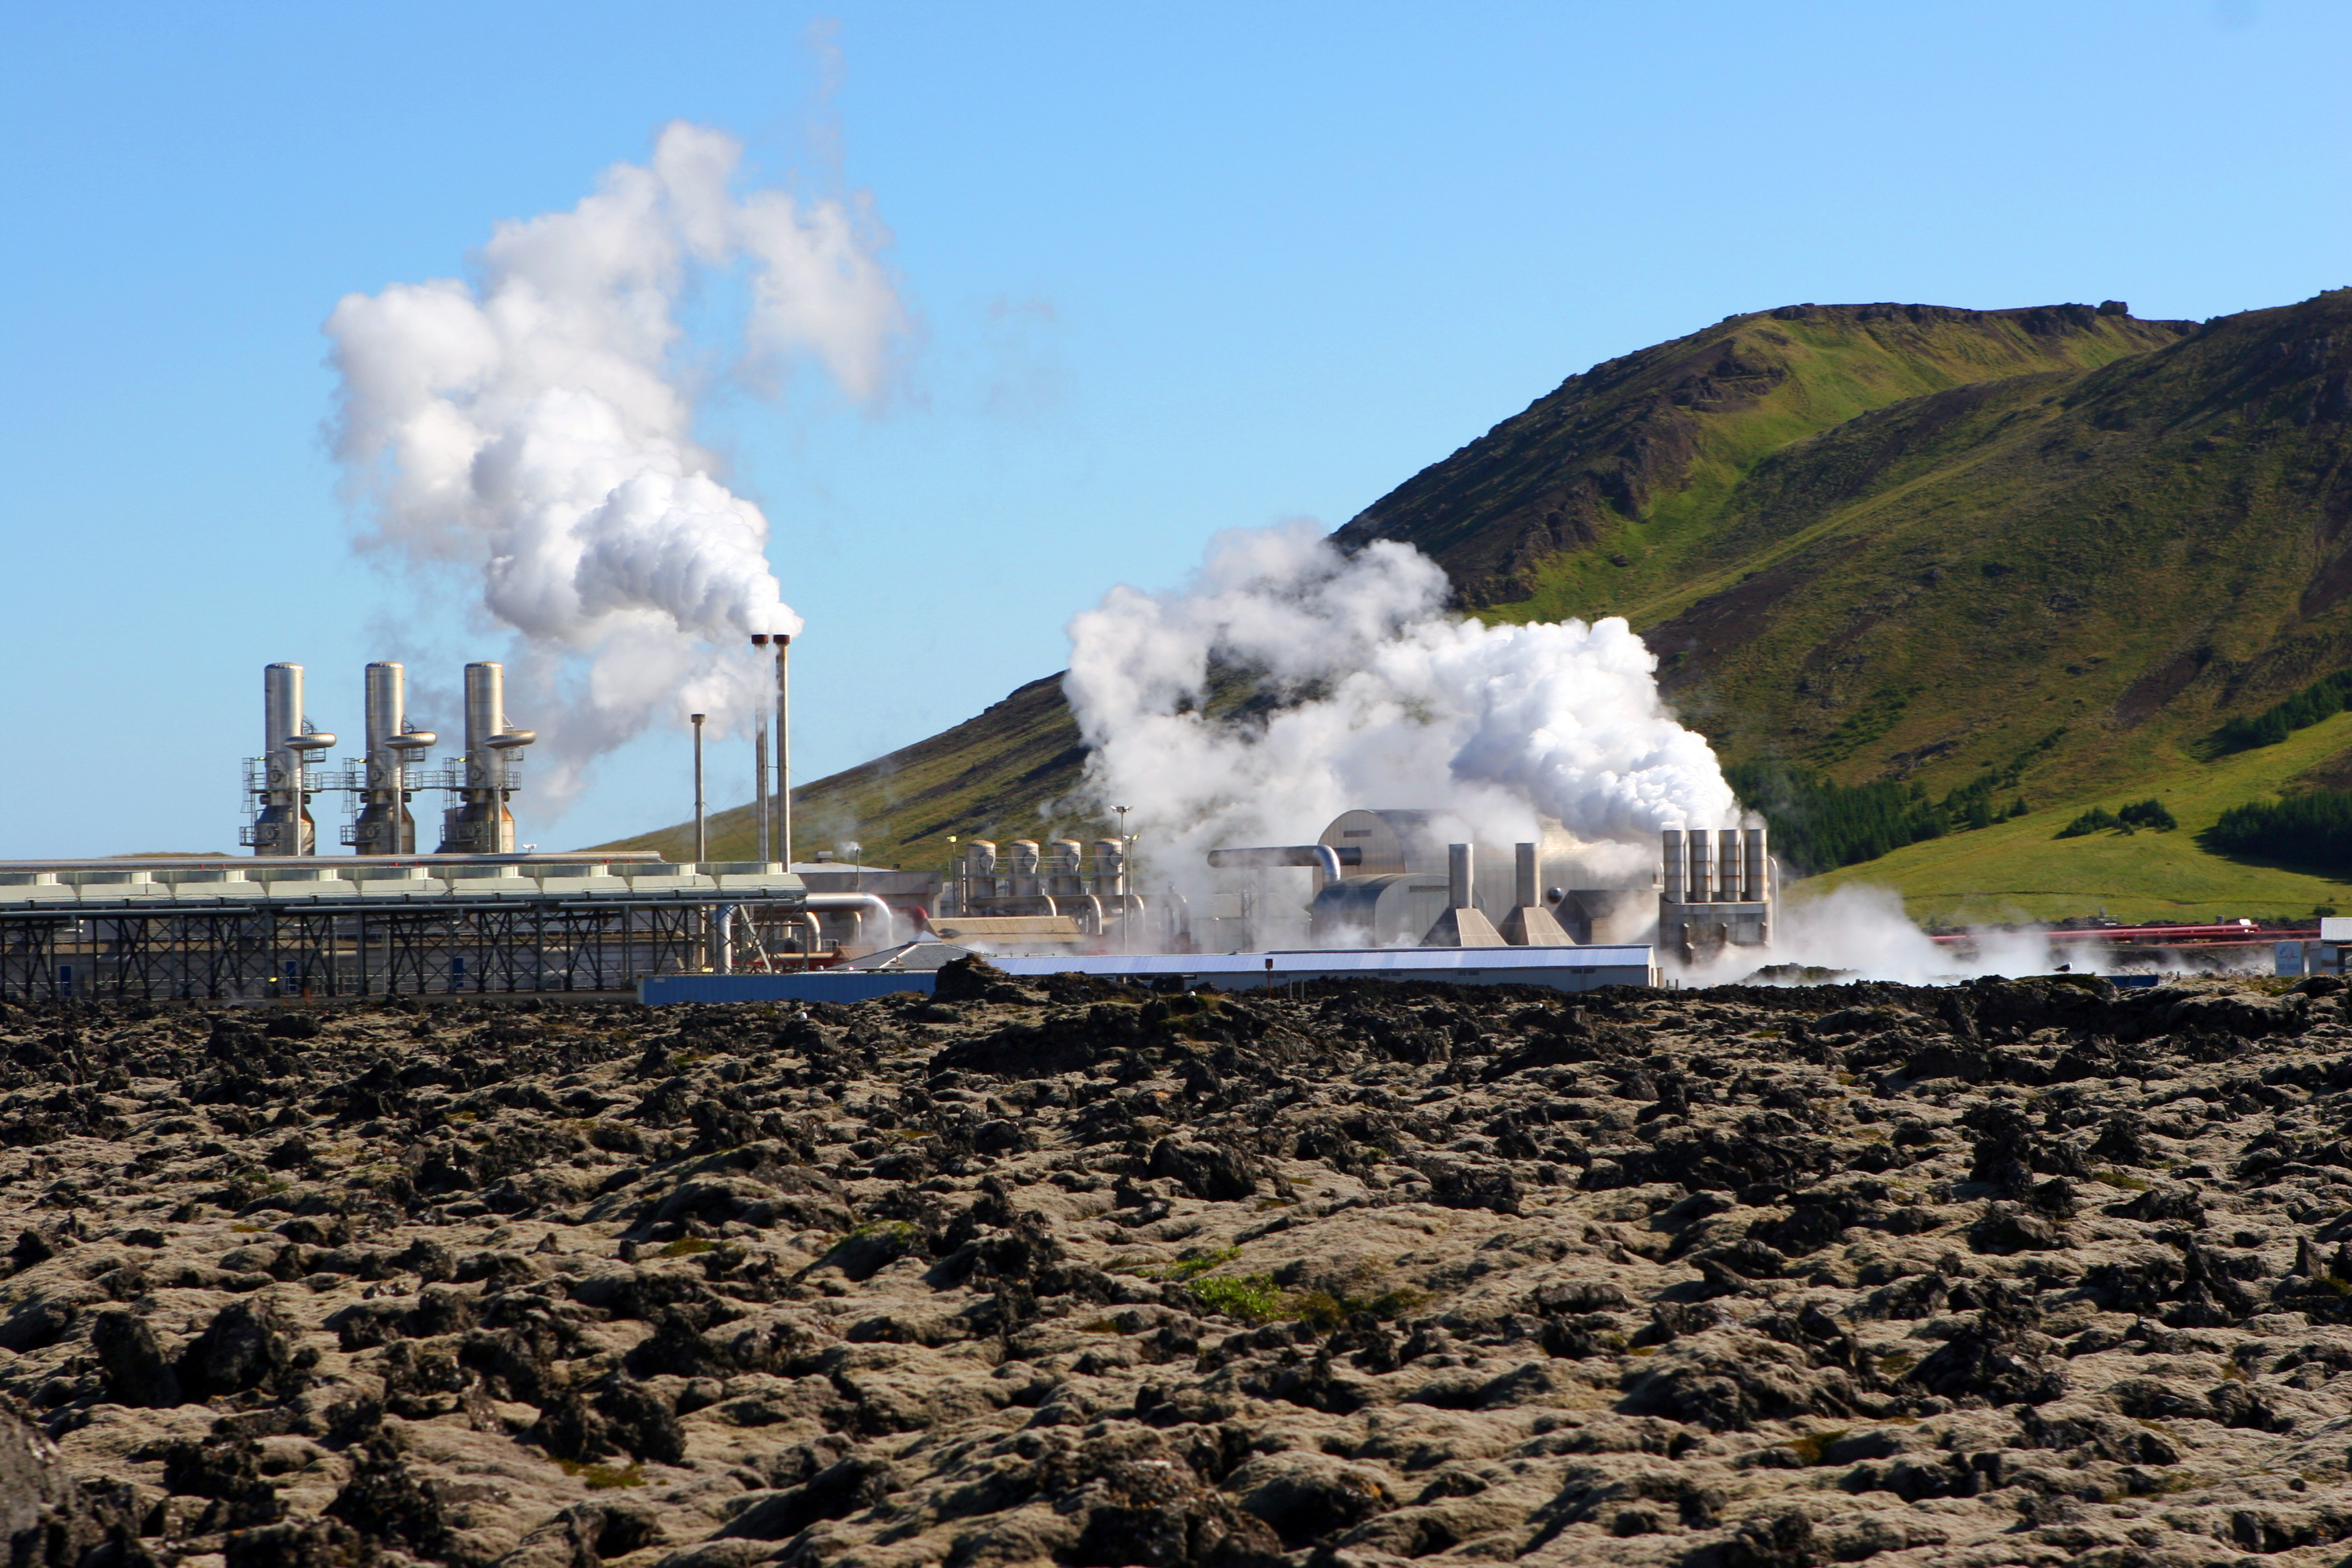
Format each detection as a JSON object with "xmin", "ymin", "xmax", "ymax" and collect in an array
[{"xmin": 5, "ymin": 963, "xmax": 2352, "ymax": 1568}]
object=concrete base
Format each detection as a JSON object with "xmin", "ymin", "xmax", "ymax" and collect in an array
[
  {"xmin": 1500, "ymin": 904, "xmax": 1573, "ymax": 946},
  {"xmin": 1422, "ymin": 906, "xmax": 1508, "ymax": 948}
]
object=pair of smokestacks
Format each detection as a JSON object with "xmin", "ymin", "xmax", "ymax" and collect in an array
[
  {"xmin": 1662, "ymin": 826, "xmax": 1766, "ymax": 903},
  {"xmin": 250, "ymin": 661, "xmax": 532, "ymax": 856}
]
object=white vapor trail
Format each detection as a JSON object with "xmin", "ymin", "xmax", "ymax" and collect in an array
[
  {"xmin": 1063, "ymin": 523, "xmax": 1740, "ymax": 928},
  {"xmin": 327, "ymin": 121, "xmax": 904, "ymax": 807}
]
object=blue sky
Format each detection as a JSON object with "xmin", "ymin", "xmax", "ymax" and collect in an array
[{"xmin": 3, "ymin": 1, "xmax": 2346, "ymax": 859}]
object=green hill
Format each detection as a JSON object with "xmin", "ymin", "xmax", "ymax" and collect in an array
[{"xmin": 607, "ymin": 291, "xmax": 2352, "ymax": 918}]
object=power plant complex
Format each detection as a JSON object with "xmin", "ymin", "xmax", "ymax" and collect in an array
[{"xmin": 0, "ymin": 650, "xmax": 1776, "ymax": 1003}]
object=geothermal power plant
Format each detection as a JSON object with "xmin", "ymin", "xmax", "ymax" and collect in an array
[{"xmin": 0, "ymin": 648, "xmax": 1776, "ymax": 1004}]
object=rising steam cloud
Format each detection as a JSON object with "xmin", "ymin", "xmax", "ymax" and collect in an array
[
  {"xmin": 1063, "ymin": 523, "xmax": 1740, "ymax": 913},
  {"xmin": 327, "ymin": 121, "xmax": 903, "ymax": 804}
]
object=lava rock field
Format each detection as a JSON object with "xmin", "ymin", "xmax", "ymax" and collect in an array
[{"xmin": 5, "ymin": 961, "xmax": 2352, "ymax": 1568}]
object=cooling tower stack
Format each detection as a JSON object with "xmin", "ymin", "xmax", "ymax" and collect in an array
[
  {"xmin": 248, "ymin": 664, "xmax": 336, "ymax": 856},
  {"xmin": 437, "ymin": 662, "xmax": 536, "ymax": 855},
  {"xmin": 351, "ymin": 663, "xmax": 436, "ymax": 856},
  {"xmin": 1658, "ymin": 822, "xmax": 1773, "ymax": 962}
]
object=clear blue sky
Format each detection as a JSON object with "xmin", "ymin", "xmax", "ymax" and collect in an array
[{"xmin": 3, "ymin": 1, "xmax": 2345, "ymax": 859}]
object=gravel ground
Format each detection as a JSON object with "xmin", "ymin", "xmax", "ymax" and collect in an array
[{"xmin": 5, "ymin": 960, "xmax": 2352, "ymax": 1568}]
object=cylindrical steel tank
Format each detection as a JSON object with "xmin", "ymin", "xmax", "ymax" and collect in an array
[
  {"xmin": 1009, "ymin": 839, "xmax": 1041, "ymax": 899},
  {"xmin": 1092, "ymin": 838, "xmax": 1124, "ymax": 898},
  {"xmin": 1661, "ymin": 828, "xmax": 1685, "ymax": 903},
  {"xmin": 1718, "ymin": 830, "xmax": 1741, "ymax": 905},
  {"xmin": 1688, "ymin": 832, "xmax": 1712, "ymax": 901},
  {"xmin": 1513, "ymin": 842, "xmax": 1538, "ymax": 910},
  {"xmin": 1743, "ymin": 826, "xmax": 1766, "ymax": 903},
  {"xmin": 1048, "ymin": 838, "xmax": 1085, "ymax": 898}
]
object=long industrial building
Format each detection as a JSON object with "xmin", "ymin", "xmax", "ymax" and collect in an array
[{"xmin": 0, "ymin": 660, "xmax": 899, "ymax": 1002}]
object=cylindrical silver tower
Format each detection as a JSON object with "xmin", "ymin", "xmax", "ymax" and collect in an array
[
  {"xmin": 252, "ymin": 664, "xmax": 334, "ymax": 855},
  {"xmin": 437, "ymin": 661, "xmax": 532, "ymax": 854},
  {"xmin": 1661, "ymin": 828, "xmax": 1685, "ymax": 903},
  {"xmin": 252, "ymin": 664, "xmax": 307, "ymax": 855},
  {"xmin": 1718, "ymin": 830, "xmax": 1741, "ymax": 905},
  {"xmin": 353, "ymin": 662, "xmax": 435, "ymax": 855},
  {"xmin": 1688, "ymin": 832, "xmax": 1712, "ymax": 901},
  {"xmin": 1447, "ymin": 842, "xmax": 1473, "ymax": 910},
  {"xmin": 1743, "ymin": 826, "xmax": 1767, "ymax": 903},
  {"xmin": 1514, "ymin": 841, "xmax": 1539, "ymax": 910}
]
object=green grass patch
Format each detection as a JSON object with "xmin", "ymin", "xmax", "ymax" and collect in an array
[
  {"xmin": 1188, "ymin": 1273, "xmax": 1287, "ymax": 1324},
  {"xmin": 559, "ymin": 1461, "xmax": 646, "ymax": 1489},
  {"xmin": 658, "ymin": 1238, "xmax": 716, "ymax": 1257}
]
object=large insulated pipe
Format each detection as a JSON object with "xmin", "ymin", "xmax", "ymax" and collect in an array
[
  {"xmin": 1661, "ymin": 828, "xmax": 1684, "ymax": 903},
  {"xmin": 1743, "ymin": 826, "xmax": 1766, "ymax": 903},
  {"xmin": 805, "ymin": 892, "xmax": 894, "ymax": 945},
  {"xmin": 1205, "ymin": 843, "xmax": 1346, "ymax": 887},
  {"xmin": 1718, "ymin": 830, "xmax": 1741, "ymax": 905},
  {"xmin": 1448, "ymin": 842, "xmax": 1473, "ymax": 910}
]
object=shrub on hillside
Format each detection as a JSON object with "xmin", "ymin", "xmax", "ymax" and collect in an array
[
  {"xmin": 2055, "ymin": 799, "xmax": 2175, "ymax": 838},
  {"xmin": 2216, "ymin": 669, "xmax": 2352, "ymax": 751},
  {"xmin": 2203, "ymin": 790, "xmax": 2352, "ymax": 874}
]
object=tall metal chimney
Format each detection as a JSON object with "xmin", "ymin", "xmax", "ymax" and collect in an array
[
  {"xmin": 1743, "ymin": 826, "xmax": 1767, "ymax": 903},
  {"xmin": 437, "ymin": 662, "xmax": 532, "ymax": 854},
  {"xmin": 751, "ymin": 635, "xmax": 772, "ymax": 864},
  {"xmin": 353, "ymin": 662, "xmax": 435, "ymax": 855},
  {"xmin": 1661, "ymin": 828, "xmax": 1685, "ymax": 903},
  {"xmin": 1718, "ymin": 830, "xmax": 1741, "ymax": 906},
  {"xmin": 252, "ymin": 663, "xmax": 334, "ymax": 855},
  {"xmin": 773, "ymin": 634, "xmax": 792, "ymax": 870},
  {"xmin": 691, "ymin": 712, "xmax": 707, "ymax": 864}
]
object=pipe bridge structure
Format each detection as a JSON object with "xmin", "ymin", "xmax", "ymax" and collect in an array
[{"xmin": 0, "ymin": 856, "xmax": 850, "ymax": 1003}]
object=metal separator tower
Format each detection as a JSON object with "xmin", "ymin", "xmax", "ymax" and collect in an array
[{"xmin": 1658, "ymin": 826, "xmax": 1773, "ymax": 962}]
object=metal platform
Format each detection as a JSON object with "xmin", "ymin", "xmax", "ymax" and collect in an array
[{"xmin": 0, "ymin": 856, "xmax": 808, "ymax": 1002}]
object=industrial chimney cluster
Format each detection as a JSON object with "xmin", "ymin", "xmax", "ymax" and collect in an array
[
  {"xmin": 1658, "ymin": 824, "xmax": 1773, "ymax": 959},
  {"xmin": 243, "ymin": 662, "xmax": 535, "ymax": 855}
]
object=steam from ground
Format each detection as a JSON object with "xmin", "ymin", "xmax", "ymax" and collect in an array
[
  {"xmin": 327, "ymin": 122, "xmax": 903, "ymax": 805},
  {"xmin": 1062, "ymin": 523, "xmax": 1739, "ymax": 933}
]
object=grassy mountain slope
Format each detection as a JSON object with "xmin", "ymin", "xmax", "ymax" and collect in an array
[
  {"xmin": 609, "ymin": 293, "xmax": 2352, "ymax": 916},
  {"xmin": 1804, "ymin": 709, "xmax": 2352, "ymax": 926},
  {"xmin": 608, "ymin": 673, "xmax": 1099, "ymax": 875}
]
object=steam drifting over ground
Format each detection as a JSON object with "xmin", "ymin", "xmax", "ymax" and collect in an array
[
  {"xmin": 1062, "ymin": 524, "xmax": 1739, "ymax": 939},
  {"xmin": 328, "ymin": 122, "xmax": 904, "ymax": 806},
  {"xmin": 1060, "ymin": 525, "xmax": 2139, "ymax": 984}
]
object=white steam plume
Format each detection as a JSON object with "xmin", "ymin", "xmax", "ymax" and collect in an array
[
  {"xmin": 326, "ymin": 121, "xmax": 904, "ymax": 805},
  {"xmin": 1063, "ymin": 522, "xmax": 1738, "ymax": 933}
]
